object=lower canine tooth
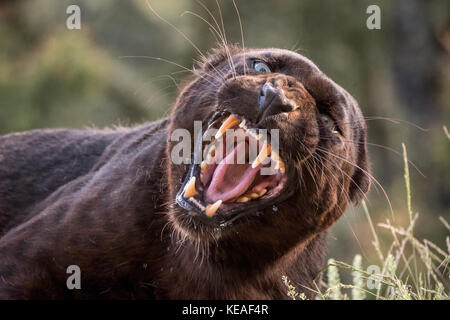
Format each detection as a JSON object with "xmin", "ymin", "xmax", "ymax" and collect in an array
[
  {"xmin": 205, "ymin": 200, "xmax": 222, "ymax": 217},
  {"xmin": 259, "ymin": 188, "xmax": 267, "ymax": 197},
  {"xmin": 239, "ymin": 120, "xmax": 247, "ymax": 129},
  {"xmin": 184, "ymin": 176, "xmax": 197, "ymax": 197},
  {"xmin": 201, "ymin": 161, "xmax": 208, "ymax": 173},
  {"xmin": 236, "ymin": 196, "xmax": 250, "ymax": 203}
]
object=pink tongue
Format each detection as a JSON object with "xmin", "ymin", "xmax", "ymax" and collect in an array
[{"xmin": 205, "ymin": 141, "xmax": 260, "ymax": 203}]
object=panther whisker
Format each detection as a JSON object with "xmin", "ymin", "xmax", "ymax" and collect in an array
[
  {"xmin": 214, "ymin": 0, "xmax": 237, "ymax": 79},
  {"xmin": 231, "ymin": 0, "xmax": 247, "ymax": 76},
  {"xmin": 145, "ymin": 1, "xmax": 227, "ymax": 84},
  {"xmin": 120, "ymin": 55, "xmax": 223, "ymax": 88},
  {"xmin": 317, "ymin": 136, "xmax": 425, "ymax": 177},
  {"xmin": 315, "ymin": 145, "xmax": 394, "ymax": 220}
]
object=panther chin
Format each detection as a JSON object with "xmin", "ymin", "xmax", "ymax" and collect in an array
[{"xmin": 175, "ymin": 112, "xmax": 290, "ymax": 228}]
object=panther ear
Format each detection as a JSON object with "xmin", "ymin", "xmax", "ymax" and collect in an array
[{"xmin": 349, "ymin": 121, "xmax": 371, "ymax": 203}]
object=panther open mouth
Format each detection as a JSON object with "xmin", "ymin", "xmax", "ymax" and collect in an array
[{"xmin": 176, "ymin": 112, "xmax": 290, "ymax": 226}]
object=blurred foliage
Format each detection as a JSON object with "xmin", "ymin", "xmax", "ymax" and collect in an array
[{"xmin": 0, "ymin": 0, "xmax": 449, "ymax": 267}]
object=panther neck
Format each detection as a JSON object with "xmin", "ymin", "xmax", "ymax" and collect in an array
[{"xmin": 157, "ymin": 224, "xmax": 327, "ymax": 299}]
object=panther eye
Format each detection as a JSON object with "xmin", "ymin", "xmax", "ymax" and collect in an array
[
  {"xmin": 320, "ymin": 114, "xmax": 338, "ymax": 134},
  {"xmin": 252, "ymin": 60, "xmax": 271, "ymax": 73}
]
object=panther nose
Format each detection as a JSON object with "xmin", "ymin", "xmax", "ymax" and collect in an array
[{"xmin": 258, "ymin": 83, "xmax": 294, "ymax": 121}]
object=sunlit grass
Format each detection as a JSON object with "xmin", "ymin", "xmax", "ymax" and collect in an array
[{"xmin": 283, "ymin": 143, "xmax": 449, "ymax": 300}]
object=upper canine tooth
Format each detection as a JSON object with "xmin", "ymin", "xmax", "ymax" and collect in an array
[
  {"xmin": 271, "ymin": 151, "xmax": 280, "ymax": 162},
  {"xmin": 274, "ymin": 160, "xmax": 280, "ymax": 170},
  {"xmin": 278, "ymin": 160, "xmax": 286, "ymax": 173},
  {"xmin": 184, "ymin": 176, "xmax": 197, "ymax": 198},
  {"xmin": 271, "ymin": 151, "xmax": 285, "ymax": 173},
  {"xmin": 259, "ymin": 188, "xmax": 267, "ymax": 197},
  {"xmin": 205, "ymin": 200, "xmax": 222, "ymax": 217},
  {"xmin": 252, "ymin": 141, "xmax": 271, "ymax": 168},
  {"xmin": 239, "ymin": 119, "xmax": 247, "ymax": 129},
  {"xmin": 215, "ymin": 115, "xmax": 239, "ymax": 139}
]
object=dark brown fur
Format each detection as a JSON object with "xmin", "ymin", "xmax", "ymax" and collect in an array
[{"xmin": 0, "ymin": 47, "xmax": 369, "ymax": 299}]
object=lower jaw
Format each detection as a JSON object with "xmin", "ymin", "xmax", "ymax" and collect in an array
[{"xmin": 174, "ymin": 180, "xmax": 293, "ymax": 235}]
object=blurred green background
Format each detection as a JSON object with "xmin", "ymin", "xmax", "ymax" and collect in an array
[{"xmin": 0, "ymin": 0, "xmax": 449, "ymax": 268}]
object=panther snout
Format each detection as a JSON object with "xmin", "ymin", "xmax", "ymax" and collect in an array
[{"xmin": 258, "ymin": 82, "xmax": 297, "ymax": 121}]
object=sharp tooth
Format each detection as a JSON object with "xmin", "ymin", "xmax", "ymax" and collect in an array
[
  {"xmin": 215, "ymin": 115, "xmax": 239, "ymax": 139},
  {"xmin": 259, "ymin": 188, "xmax": 267, "ymax": 197},
  {"xmin": 239, "ymin": 119, "xmax": 247, "ymax": 129},
  {"xmin": 201, "ymin": 161, "xmax": 208, "ymax": 173},
  {"xmin": 274, "ymin": 160, "xmax": 286, "ymax": 173},
  {"xmin": 205, "ymin": 200, "xmax": 222, "ymax": 217},
  {"xmin": 184, "ymin": 176, "xmax": 197, "ymax": 198},
  {"xmin": 271, "ymin": 151, "xmax": 285, "ymax": 173},
  {"xmin": 274, "ymin": 160, "xmax": 280, "ymax": 170},
  {"xmin": 236, "ymin": 196, "xmax": 250, "ymax": 203},
  {"xmin": 252, "ymin": 141, "xmax": 271, "ymax": 168},
  {"xmin": 278, "ymin": 159, "xmax": 286, "ymax": 173},
  {"xmin": 271, "ymin": 150, "xmax": 280, "ymax": 162}
]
